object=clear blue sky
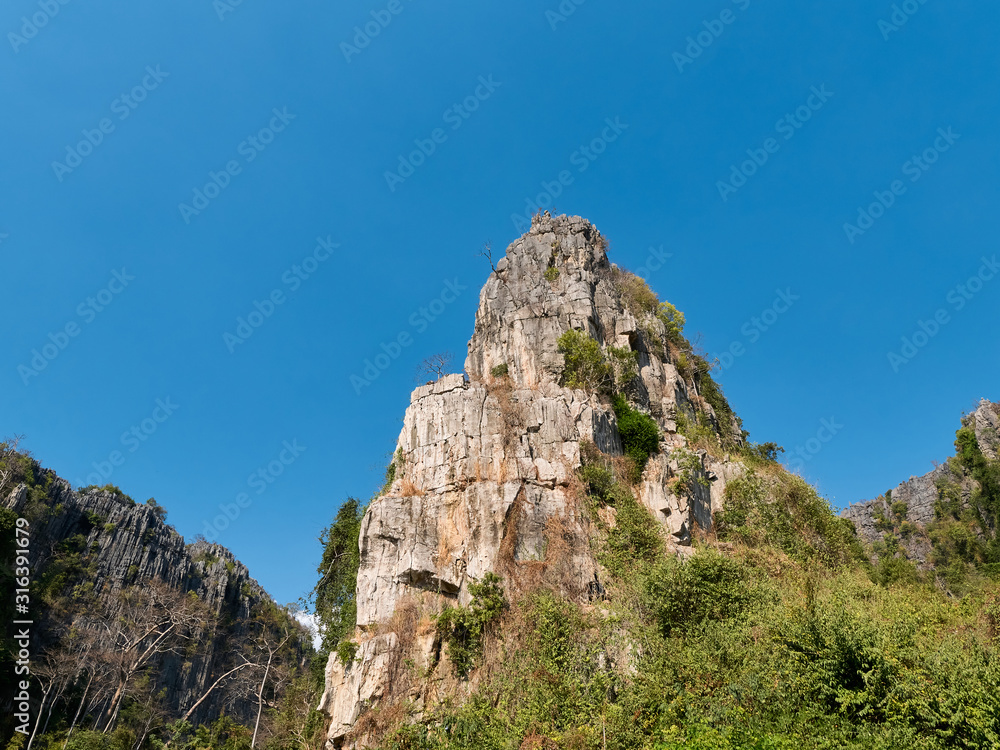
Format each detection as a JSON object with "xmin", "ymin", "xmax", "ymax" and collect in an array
[{"xmin": 3, "ymin": 0, "xmax": 997, "ymax": 606}]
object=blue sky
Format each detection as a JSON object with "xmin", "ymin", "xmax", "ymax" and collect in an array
[{"xmin": 2, "ymin": 0, "xmax": 998, "ymax": 606}]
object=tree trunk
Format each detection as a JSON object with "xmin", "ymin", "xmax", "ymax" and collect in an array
[
  {"xmin": 63, "ymin": 672, "xmax": 93, "ymax": 750},
  {"xmin": 251, "ymin": 655, "xmax": 272, "ymax": 750},
  {"xmin": 26, "ymin": 681, "xmax": 53, "ymax": 750}
]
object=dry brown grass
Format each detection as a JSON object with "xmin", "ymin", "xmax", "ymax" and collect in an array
[
  {"xmin": 349, "ymin": 597, "xmax": 426, "ymax": 747},
  {"xmin": 519, "ymin": 733, "xmax": 558, "ymax": 750},
  {"xmin": 487, "ymin": 376, "xmax": 527, "ymax": 460},
  {"xmin": 610, "ymin": 267, "xmax": 659, "ymax": 318},
  {"xmin": 398, "ymin": 478, "xmax": 422, "ymax": 497}
]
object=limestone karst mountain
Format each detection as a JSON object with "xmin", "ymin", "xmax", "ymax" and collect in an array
[
  {"xmin": 317, "ymin": 214, "xmax": 1000, "ymax": 749},
  {"xmin": 319, "ymin": 213, "xmax": 757, "ymax": 744}
]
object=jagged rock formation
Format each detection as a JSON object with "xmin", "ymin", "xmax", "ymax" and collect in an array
[
  {"xmin": 842, "ymin": 399, "xmax": 1000, "ymax": 568},
  {"xmin": 320, "ymin": 213, "xmax": 749, "ymax": 746},
  {"xmin": 2, "ymin": 470, "xmax": 294, "ymax": 727}
]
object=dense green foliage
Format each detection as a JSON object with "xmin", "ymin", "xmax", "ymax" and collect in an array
[
  {"xmin": 436, "ymin": 573, "xmax": 506, "ymax": 678},
  {"xmin": 612, "ymin": 395, "xmax": 660, "ymax": 478},
  {"xmin": 558, "ymin": 329, "xmax": 613, "ymax": 392},
  {"xmin": 314, "ymin": 498, "xmax": 365, "ymax": 654},
  {"xmin": 716, "ymin": 470, "xmax": 865, "ymax": 567},
  {"xmin": 557, "ymin": 329, "xmax": 639, "ymax": 397},
  {"xmin": 365, "ymin": 426, "xmax": 1000, "ymax": 750}
]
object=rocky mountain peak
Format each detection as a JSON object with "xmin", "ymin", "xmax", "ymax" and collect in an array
[
  {"xmin": 465, "ymin": 212, "xmax": 612, "ymax": 389},
  {"xmin": 321, "ymin": 216, "xmax": 750, "ymax": 745}
]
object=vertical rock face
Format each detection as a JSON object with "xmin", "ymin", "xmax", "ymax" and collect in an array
[
  {"xmin": 324, "ymin": 214, "xmax": 747, "ymax": 745},
  {"xmin": 3, "ymin": 476, "xmax": 290, "ymax": 726}
]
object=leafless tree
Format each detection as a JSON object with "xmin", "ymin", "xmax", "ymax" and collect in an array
[
  {"xmin": 97, "ymin": 582, "xmax": 211, "ymax": 731},
  {"xmin": 416, "ymin": 352, "xmax": 454, "ymax": 382}
]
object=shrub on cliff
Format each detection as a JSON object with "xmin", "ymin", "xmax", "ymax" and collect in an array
[
  {"xmin": 557, "ymin": 329, "xmax": 611, "ymax": 392},
  {"xmin": 612, "ymin": 395, "xmax": 660, "ymax": 477},
  {"xmin": 436, "ymin": 573, "xmax": 505, "ymax": 678}
]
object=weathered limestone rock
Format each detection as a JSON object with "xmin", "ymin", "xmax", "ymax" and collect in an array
[
  {"xmin": 974, "ymin": 398, "xmax": 1000, "ymax": 461},
  {"xmin": 324, "ymin": 214, "xmax": 748, "ymax": 746},
  {"xmin": 319, "ymin": 634, "xmax": 400, "ymax": 740}
]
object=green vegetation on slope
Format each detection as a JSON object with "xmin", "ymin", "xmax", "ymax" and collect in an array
[{"xmin": 368, "ymin": 443, "xmax": 1000, "ymax": 750}]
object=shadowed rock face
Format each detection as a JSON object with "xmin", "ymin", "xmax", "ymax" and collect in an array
[
  {"xmin": 842, "ymin": 399, "xmax": 1000, "ymax": 568},
  {"xmin": 323, "ymin": 214, "xmax": 748, "ymax": 745},
  {"xmin": 3, "ymin": 475, "xmax": 287, "ymax": 726}
]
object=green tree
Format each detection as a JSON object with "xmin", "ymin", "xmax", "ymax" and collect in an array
[{"xmin": 314, "ymin": 499, "xmax": 364, "ymax": 653}]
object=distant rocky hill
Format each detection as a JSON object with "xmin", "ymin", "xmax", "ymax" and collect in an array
[
  {"xmin": 843, "ymin": 398, "xmax": 1000, "ymax": 579},
  {"xmin": 0, "ymin": 453, "xmax": 311, "ymax": 747}
]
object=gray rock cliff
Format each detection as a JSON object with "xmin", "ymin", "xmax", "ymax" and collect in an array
[{"xmin": 320, "ymin": 213, "xmax": 749, "ymax": 746}]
